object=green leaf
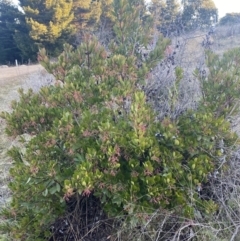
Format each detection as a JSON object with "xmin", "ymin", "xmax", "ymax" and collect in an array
[{"xmin": 42, "ymin": 189, "xmax": 48, "ymax": 197}]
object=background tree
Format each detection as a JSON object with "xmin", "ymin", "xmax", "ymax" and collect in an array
[
  {"xmin": 72, "ymin": 0, "xmax": 113, "ymax": 32},
  {"xmin": 149, "ymin": 0, "xmax": 181, "ymax": 36},
  {"xmin": 0, "ymin": 0, "xmax": 37, "ymax": 64},
  {"xmin": 13, "ymin": 21, "xmax": 39, "ymax": 62},
  {"xmin": 219, "ymin": 13, "xmax": 240, "ymax": 26},
  {"xmin": 19, "ymin": 0, "xmax": 74, "ymax": 55},
  {"xmin": 181, "ymin": 0, "xmax": 218, "ymax": 30},
  {"xmin": 0, "ymin": 0, "xmax": 22, "ymax": 64}
]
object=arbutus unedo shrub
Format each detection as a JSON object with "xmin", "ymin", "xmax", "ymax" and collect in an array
[{"xmin": 0, "ymin": 0, "xmax": 239, "ymax": 240}]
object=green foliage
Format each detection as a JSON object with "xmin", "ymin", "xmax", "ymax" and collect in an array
[
  {"xmin": 196, "ymin": 48, "xmax": 240, "ymax": 117},
  {"xmin": 0, "ymin": 0, "xmax": 239, "ymax": 240},
  {"xmin": 112, "ymin": 0, "xmax": 154, "ymax": 55}
]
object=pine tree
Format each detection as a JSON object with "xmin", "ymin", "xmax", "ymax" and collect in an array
[
  {"xmin": 72, "ymin": 0, "xmax": 113, "ymax": 33},
  {"xmin": 13, "ymin": 21, "xmax": 38, "ymax": 61},
  {"xmin": 19, "ymin": 0, "xmax": 74, "ymax": 54}
]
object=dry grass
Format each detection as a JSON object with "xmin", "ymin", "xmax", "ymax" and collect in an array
[
  {"xmin": 0, "ymin": 65, "xmax": 44, "ymax": 82},
  {"xmin": 212, "ymin": 24, "xmax": 240, "ymax": 55}
]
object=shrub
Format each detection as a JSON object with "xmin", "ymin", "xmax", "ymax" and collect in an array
[{"xmin": 0, "ymin": 0, "xmax": 239, "ymax": 240}]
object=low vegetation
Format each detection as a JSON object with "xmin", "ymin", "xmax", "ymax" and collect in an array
[{"xmin": 1, "ymin": 0, "xmax": 240, "ymax": 240}]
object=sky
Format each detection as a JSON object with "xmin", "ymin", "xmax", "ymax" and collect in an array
[
  {"xmin": 213, "ymin": 0, "xmax": 240, "ymax": 18},
  {"xmin": 12, "ymin": 0, "xmax": 240, "ymax": 19}
]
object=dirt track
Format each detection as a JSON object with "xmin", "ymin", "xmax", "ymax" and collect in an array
[{"xmin": 0, "ymin": 65, "xmax": 45, "ymax": 83}]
